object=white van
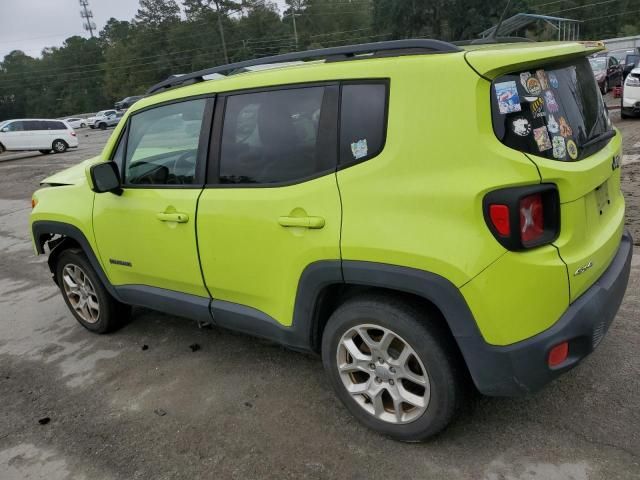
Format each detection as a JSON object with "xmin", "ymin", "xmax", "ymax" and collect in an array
[
  {"xmin": 0, "ymin": 119, "xmax": 78, "ymax": 154},
  {"xmin": 622, "ymin": 66, "xmax": 640, "ymax": 118}
]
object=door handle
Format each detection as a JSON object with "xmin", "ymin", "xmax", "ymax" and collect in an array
[
  {"xmin": 156, "ymin": 212, "xmax": 189, "ymax": 223},
  {"xmin": 278, "ymin": 216, "xmax": 325, "ymax": 229}
]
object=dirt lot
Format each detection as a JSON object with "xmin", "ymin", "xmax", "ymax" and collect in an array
[{"xmin": 0, "ymin": 120, "xmax": 639, "ymax": 480}]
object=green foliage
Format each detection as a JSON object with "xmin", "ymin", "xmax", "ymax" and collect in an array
[{"xmin": 1, "ymin": 0, "xmax": 639, "ymax": 120}]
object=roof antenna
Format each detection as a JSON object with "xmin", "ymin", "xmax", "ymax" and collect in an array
[{"xmin": 488, "ymin": 0, "xmax": 512, "ymax": 41}]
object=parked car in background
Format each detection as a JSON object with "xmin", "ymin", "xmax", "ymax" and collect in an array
[
  {"xmin": 115, "ymin": 96, "xmax": 144, "ymax": 110},
  {"xmin": 622, "ymin": 66, "xmax": 640, "ymax": 118},
  {"xmin": 623, "ymin": 53, "xmax": 640, "ymax": 79},
  {"xmin": 590, "ymin": 54, "xmax": 623, "ymax": 93},
  {"xmin": 87, "ymin": 110, "xmax": 118, "ymax": 129},
  {"xmin": 63, "ymin": 117, "xmax": 87, "ymax": 129},
  {"xmin": 0, "ymin": 119, "xmax": 78, "ymax": 154},
  {"xmin": 608, "ymin": 47, "xmax": 640, "ymax": 66}
]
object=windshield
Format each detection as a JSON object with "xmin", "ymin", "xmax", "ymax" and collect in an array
[
  {"xmin": 589, "ymin": 57, "xmax": 607, "ymax": 72},
  {"xmin": 491, "ymin": 57, "xmax": 612, "ymax": 162}
]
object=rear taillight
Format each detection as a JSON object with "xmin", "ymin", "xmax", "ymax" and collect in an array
[
  {"xmin": 70, "ymin": 131, "xmax": 77, "ymax": 136},
  {"xmin": 484, "ymin": 184, "xmax": 559, "ymax": 250}
]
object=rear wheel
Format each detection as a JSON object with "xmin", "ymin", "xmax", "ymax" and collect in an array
[
  {"xmin": 621, "ymin": 108, "xmax": 631, "ymax": 119},
  {"xmin": 54, "ymin": 249, "xmax": 129, "ymax": 333},
  {"xmin": 52, "ymin": 139, "xmax": 67, "ymax": 153},
  {"xmin": 602, "ymin": 78, "xmax": 609, "ymax": 94},
  {"xmin": 322, "ymin": 294, "xmax": 462, "ymax": 442},
  {"xmin": 0, "ymin": 143, "xmax": 5, "ymax": 154},
  {"xmin": 80, "ymin": 122, "xmax": 86, "ymax": 128},
  {"xmin": 99, "ymin": 122, "xmax": 107, "ymax": 130}
]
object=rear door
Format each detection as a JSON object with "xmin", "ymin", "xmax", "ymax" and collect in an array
[
  {"xmin": 197, "ymin": 84, "xmax": 341, "ymax": 327},
  {"xmin": 488, "ymin": 55, "xmax": 624, "ymax": 301}
]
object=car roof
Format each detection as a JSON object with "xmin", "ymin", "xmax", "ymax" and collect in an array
[
  {"xmin": 631, "ymin": 67, "xmax": 640, "ymax": 74},
  {"xmin": 2, "ymin": 118, "xmax": 68, "ymax": 122}
]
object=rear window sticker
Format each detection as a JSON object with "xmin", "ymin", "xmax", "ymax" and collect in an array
[
  {"xmin": 533, "ymin": 126, "xmax": 552, "ymax": 151},
  {"xmin": 536, "ymin": 70, "xmax": 550, "ymax": 90},
  {"xmin": 549, "ymin": 72, "xmax": 559, "ymax": 89},
  {"xmin": 566, "ymin": 139, "xmax": 578, "ymax": 160},
  {"xmin": 520, "ymin": 72, "xmax": 532, "ymax": 89},
  {"xmin": 544, "ymin": 90, "xmax": 559, "ymax": 112},
  {"xmin": 350, "ymin": 139, "xmax": 368, "ymax": 159},
  {"xmin": 559, "ymin": 116, "xmax": 573, "ymax": 137},
  {"xmin": 512, "ymin": 116, "xmax": 532, "ymax": 136},
  {"xmin": 495, "ymin": 81, "xmax": 522, "ymax": 114},
  {"xmin": 547, "ymin": 114, "xmax": 560, "ymax": 134},
  {"xmin": 552, "ymin": 136, "xmax": 566, "ymax": 159},
  {"xmin": 530, "ymin": 97, "xmax": 545, "ymax": 118}
]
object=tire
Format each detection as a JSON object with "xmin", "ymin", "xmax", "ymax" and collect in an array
[
  {"xmin": 0, "ymin": 143, "xmax": 5, "ymax": 154},
  {"xmin": 602, "ymin": 79, "xmax": 609, "ymax": 94},
  {"xmin": 54, "ymin": 248, "xmax": 129, "ymax": 333},
  {"xmin": 621, "ymin": 108, "xmax": 631, "ymax": 119},
  {"xmin": 99, "ymin": 122, "xmax": 107, "ymax": 130},
  {"xmin": 39, "ymin": 150, "xmax": 52, "ymax": 155},
  {"xmin": 322, "ymin": 294, "xmax": 462, "ymax": 442},
  {"xmin": 52, "ymin": 139, "xmax": 67, "ymax": 153},
  {"xmin": 80, "ymin": 123, "xmax": 86, "ymax": 128}
]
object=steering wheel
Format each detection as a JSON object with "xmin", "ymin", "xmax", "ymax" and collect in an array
[{"xmin": 168, "ymin": 150, "xmax": 197, "ymax": 184}]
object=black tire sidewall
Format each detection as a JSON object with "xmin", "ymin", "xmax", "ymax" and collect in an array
[
  {"xmin": 53, "ymin": 140, "xmax": 67, "ymax": 153},
  {"xmin": 321, "ymin": 297, "xmax": 459, "ymax": 442},
  {"xmin": 55, "ymin": 250, "xmax": 116, "ymax": 333}
]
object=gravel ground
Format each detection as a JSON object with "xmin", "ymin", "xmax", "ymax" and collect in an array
[{"xmin": 0, "ymin": 122, "xmax": 638, "ymax": 480}]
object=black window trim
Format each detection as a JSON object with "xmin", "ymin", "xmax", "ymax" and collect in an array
[
  {"xmin": 204, "ymin": 78, "xmax": 390, "ymax": 189},
  {"xmin": 111, "ymin": 93, "xmax": 215, "ymax": 190}
]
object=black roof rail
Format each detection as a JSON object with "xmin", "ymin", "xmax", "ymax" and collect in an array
[{"xmin": 146, "ymin": 39, "xmax": 461, "ymax": 95}]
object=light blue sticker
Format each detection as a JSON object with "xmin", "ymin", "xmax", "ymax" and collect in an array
[{"xmin": 351, "ymin": 139, "xmax": 368, "ymax": 159}]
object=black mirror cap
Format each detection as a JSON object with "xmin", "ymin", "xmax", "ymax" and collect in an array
[{"xmin": 90, "ymin": 162, "xmax": 122, "ymax": 195}]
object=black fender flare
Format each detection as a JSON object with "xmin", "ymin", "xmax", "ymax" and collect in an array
[{"xmin": 31, "ymin": 220, "xmax": 121, "ymax": 301}]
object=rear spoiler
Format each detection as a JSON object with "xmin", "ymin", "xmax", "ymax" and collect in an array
[{"xmin": 464, "ymin": 41, "xmax": 605, "ymax": 79}]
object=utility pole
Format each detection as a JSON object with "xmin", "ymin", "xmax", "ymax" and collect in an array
[
  {"xmin": 214, "ymin": 0, "xmax": 229, "ymax": 64},
  {"xmin": 286, "ymin": 0, "xmax": 302, "ymax": 50},
  {"xmin": 291, "ymin": 9, "xmax": 298, "ymax": 50},
  {"xmin": 79, "ymin": 0, "xmax": 96, "ymax": 38}
]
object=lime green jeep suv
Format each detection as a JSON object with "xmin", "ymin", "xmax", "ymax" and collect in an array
[{"xmin": 30, "ymin": 39, "xmax": 633, "ymax": 441}]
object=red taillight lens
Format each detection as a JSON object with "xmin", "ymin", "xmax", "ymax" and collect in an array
[
  {"xmin": 488, "ymin": 204, "xmax": 510, "ymax": 237},
  {"xmin": 548, "ymin": 341, "xmax": 569, "ymax": 367},
  {"xmin": 519, "ymin": 193, "xmax": 544, "ymax": 244},
  {"xmin": 70, "ymin": 131, "xmax": 77, "ymax": 136}
]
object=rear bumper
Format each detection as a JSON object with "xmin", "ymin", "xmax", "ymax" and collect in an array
[{"xmin": 461, "ymin": 230, "xmax": 633, "ymax": 396}]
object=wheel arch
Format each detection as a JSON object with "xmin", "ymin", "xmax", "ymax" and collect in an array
[{"xmin": 31, "ymin": 220, "xmax": 120, "ymax": 301}]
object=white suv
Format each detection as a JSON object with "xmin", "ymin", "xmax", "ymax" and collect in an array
[
  {"xmin": 0, "ymin": 119, "xmax": 78, "ymax": 155},
  {"xmin": 88, "ymin": 110, "xmax": 120, "ymax": 130}
]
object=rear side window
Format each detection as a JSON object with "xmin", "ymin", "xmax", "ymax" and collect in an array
[
  {"xmin": 123, "ymin": 98, "xmax": 206, "ymax": 185},
  {"xmin": 44, "ymin": 121, "xmax": 66, "ymax": 130},
  {"xmin": 491, "ymin": 57, "xmax": 611, "ymax": 161},
  {"xmin": 23, "ymin": 120, "xmax": 43, "ymax": 131},
  {"xmin": 219, "ymin": 87, "xmax": 332, "ymax": 184},
  {"xmin": 339, "ymin": 83, "xmax": 387, "ymax": 164}
]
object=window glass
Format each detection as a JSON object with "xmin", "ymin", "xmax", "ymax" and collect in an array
[
  {"xmin": 111, "ymin": 131, "xmax": 126, "ymax": 175},
  {"xmin": 44, "ymin": 121, "xmax": 66, "ymax": 130},
  {"xmin": 491, "ymin": 57, "xmax": 612, "ymax": 161},
  {"xmin": 219, "ymin": 87, "xmax": 327, "ymax": 184},
  {"xmin": 23, "ymin": 120, "xmax": 43, "ymax": 131},
  {"xmin": 339, "ymin": 83, "xmax": 387, "ymax": 164},
  {"xmin": 6, "ymin": 121, "xmax": 24, "ymax": 132},
  {"xmin": 124, "ymin": 99, "xmax": 206, "ymax": 185}
]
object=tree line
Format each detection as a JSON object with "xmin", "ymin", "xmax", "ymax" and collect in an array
[{"xmin": 0, "ymin": 0, "xmax": 638, "ymax": 119}]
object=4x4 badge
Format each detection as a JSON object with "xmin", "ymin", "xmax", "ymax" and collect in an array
[
  {"xmin": 612, "ymin": 155, "xmax": 620, "ymax": 170},
  {"xmin": 574, "ymin": 261, "xmax": 593, "ymax": 276}
]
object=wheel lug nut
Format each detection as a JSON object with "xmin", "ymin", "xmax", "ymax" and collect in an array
[
  {"xmin": 369, "ymin": 363, "xmax": 376, "ymax": 369},
  {"xmin": 375, "ymin": 377, "xmax": 382, "ymax": 383},
  {"xmin": 378, "ymin": 357, "xmax": 384, "ymax": 364},
  {"xmin": 389, "ymin": 379, "xmax": 395, "ymax": 386},
  {"xmin": 389, "ymin": 367, "xmax": 396, "ymax": 373}
]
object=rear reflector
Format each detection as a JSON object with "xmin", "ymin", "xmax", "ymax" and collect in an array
[
  {"xmin": 548, "ymin": 341, "xmax": 569, "ymax": 367},
  {"xmin": 519, "ymin": 193, "xmax": 544, "ymax": 243},
  {"xmin": 489, "ymin": 204, "xmax": 510, "ymax": 236}
]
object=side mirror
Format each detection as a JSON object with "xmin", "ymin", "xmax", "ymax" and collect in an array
[
  {"xmin": 0, "ymin": 127, "xmax": 8, "ymax": 133},
  {"xmin": 90, "ymin": 162, "xmax": 122, "ymax": 195}
]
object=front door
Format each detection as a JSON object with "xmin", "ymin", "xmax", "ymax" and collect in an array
[
  {"xmin": 93, "ymin": 97, "xmax": 212, "ymax": 297},
  {"xmin": 197, "ymin": 85, "xmax": 341, "ymax": 326}
]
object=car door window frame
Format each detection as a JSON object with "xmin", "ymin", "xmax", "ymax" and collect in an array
[
  {"xmin": 110, "ymin": 94, "xmax": 215, "ymax": 189},
  {"xmin": 206, "ymin": 81, "xmax": 340, "ymax": 188}
]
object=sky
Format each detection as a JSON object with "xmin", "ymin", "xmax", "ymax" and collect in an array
[{"xmin": 0, "ymin": 0, "xmax": 289, "ymax": 60}]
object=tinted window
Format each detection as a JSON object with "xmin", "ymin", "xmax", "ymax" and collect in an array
[
  {"xmin": 219, "ymin": 87, "xmax": 330, "ymax": 184},
  {"xmin": 339, "ymin": 83, "xmax": 387, "ymax": 164},
  {"xmin": 23, "ymin": 120, "xmax": 43, "ymax": 131},
  {"xmin": 44, "ymin": 121, "xmax": 66, "ymax": 130},
  {"xmin": 491, "ymin": 57, "xmax": 612, "ymax": 162},
  {"xmin": 123, "ymin": 99, "xmax": 206, "ymax": 185}
]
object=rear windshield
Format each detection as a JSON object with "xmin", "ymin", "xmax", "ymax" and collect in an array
[{"xmin": 491, "ymin": 57, "xmax": 612, "ymax": 161}]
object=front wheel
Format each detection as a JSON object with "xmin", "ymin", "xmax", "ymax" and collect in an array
[
  {"xmin": 54, "ymin": 249, "xmax": 129, "ymax": 333},
  {"xmin": 80, "ymin": 123, "xmax": 86, "ymax": 128},
  {"xmin": 602, "ymin": 79, "xmax": 609, "ymax": 94},
  {"xmin": 99, "ymin": 122, "xmax": 107, "ymax": 130},
  {"xmin": 52, "ymin": 139, "xmax": 67, "ymax": 153},
  {"xmin": 322, "ymin": 295, "xmax": 462, "ymax": 442}
]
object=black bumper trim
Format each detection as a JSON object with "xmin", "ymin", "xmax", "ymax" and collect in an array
[{"xmin": 462, "ymin": 230, "xmax": 633, "ymax": 396}]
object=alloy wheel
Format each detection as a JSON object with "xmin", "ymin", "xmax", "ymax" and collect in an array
[
  {"xmin": 62, "ymin": 264, "xmax": 100, "ymax": 324},
  {"xmin": 336, "ymin": 324, "xmax": 430, "ymax": 424}
]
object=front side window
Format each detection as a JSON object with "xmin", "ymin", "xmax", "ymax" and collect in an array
[
  {"xmin": 123, "ymin": 98, "xmax": 206, "ymax": 185},
  {"xmin": 491, "ymin": 57, "xmax": 612, "ymax": 161},
  {"xmin": 339, "ymin": 83, "xmax": 387, "ymax": 164},
  {"xmin": 6, "ymin": 121, "xmax": 25, "ymax": 132},
  {"xmin": 219, "ymin": 87, "xmax": 330, "ymax": 184}
]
